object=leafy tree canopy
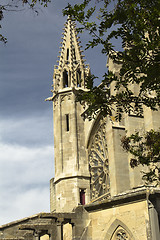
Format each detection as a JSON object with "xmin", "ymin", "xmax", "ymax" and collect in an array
[
  {"xmin": 121, "ymin": 129, "xmax": 160, "ymax": 184},
  {"xmin": 0, "ymin": 0, "xmax": 50, "ymax": 43},
  {"xmin": 63, "ymin": 0, "xmax": 160, "ymax": 183},
  {"xmin": 63, "ymin": 0, "xmax": 160, "ymax": 121}
]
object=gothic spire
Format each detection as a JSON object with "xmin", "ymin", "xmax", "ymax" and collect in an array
[{"xmin": 53, "ymin": 18, "xmax": 90, "ymax": 92}]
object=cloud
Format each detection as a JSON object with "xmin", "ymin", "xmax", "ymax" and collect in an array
[
  {"xmin": 0, "ymin": 111, "xmax": 53, "ymax": 147},
  {"xmin": 0, "ymin": 187, "xmax": 50, "ymax": 225},
  {"xmin": 0, "ymin": 113, "xmax": 54, "ymax": 225},
  {"xmin": 0, "ymin": 5, "xmax": 57, "ymax": 224},
  {"xmin": 0, "ymin": 142, "xmax": 54, "ymax": 225}
]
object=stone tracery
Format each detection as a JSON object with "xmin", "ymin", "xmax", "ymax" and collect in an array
[
  {"xmin": 88, "ymin": 118, "xmax": 110, "ymax": 200},
  {"xmin": 116, "ymin": 229, "xmax": 129, "ymax": 240},
  {"xmin": 111, "ymin": 227, "xmax": 130, "ymax": 240}
]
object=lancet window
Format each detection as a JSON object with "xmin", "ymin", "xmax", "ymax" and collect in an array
[
  {"xmin": 63, "ymin": 70, "xmax": 69, "ymax": 88},
  {"xmin": 66, "ymin": 48, "xmax": 69, "ymax": 60},
  {"xmin": 66, "ymin": 114, "xmax": 69, "ymax": 131},
  {"xmin": 79, "ymin": 189, "xmax": 86, "ymax": 205},
  {"xmin": 76, "ymin": 70, "xmax": 81, "ymax": 87}
]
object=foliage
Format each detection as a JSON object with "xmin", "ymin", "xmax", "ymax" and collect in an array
[
  {"xmin": 0, "ymin": 0, "xmax": 50, "ymax": 43},
  {"xmin": 63, "ymin": 0, "xmax": 160, "ymax": 121},
  {"xmin": 121, "ymin": 130, "xmax": 160, "ymax": 184},
  {"xmin": 63, "ymin": 0, "xmax": 160, "ymax": 182}
]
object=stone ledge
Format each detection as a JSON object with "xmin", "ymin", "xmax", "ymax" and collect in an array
[
  {"xmin": 84, "ymin": 187, "xmax": 160, "ymax": 212},
  {"xmin": 0, "ymin": 213, "xmax": 47, "ymax": 230}
]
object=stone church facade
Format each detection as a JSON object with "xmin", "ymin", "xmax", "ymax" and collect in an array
[{"xmin": 0, "ymin": 18, "xmax": 160, "ymax": 240}]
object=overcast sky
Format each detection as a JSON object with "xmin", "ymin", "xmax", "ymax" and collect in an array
[{"xmin": 0, "ymin": 0, "xmax": 107, "ymax": 225}]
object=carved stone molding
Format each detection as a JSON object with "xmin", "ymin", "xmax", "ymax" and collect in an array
[
  {"xmin": 104, "ymin": 219, "xmax": 135, "ymax": 240},
  {"xmin": 112, "ymin": 227, "xmax": 130, "ymax": 240},
  {"xmin": 60, "ymin": 93, "xmax": 72, "ymax": 103},
  {"xmin": 53, "ymin": 95, "xmax": 59, "ymax": 108}
]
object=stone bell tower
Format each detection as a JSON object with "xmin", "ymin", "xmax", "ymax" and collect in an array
[{"xmin": 49, "ymin": 18, "xmax": 91, "ymax": 212}]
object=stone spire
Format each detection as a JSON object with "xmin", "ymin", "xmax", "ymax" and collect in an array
[
  {"xmin": 48, "ymin": 18, "xmax": 91, "ymax": 212},
  {"xmin": 53, "ymin": 17, "xmax": 90, "ymax": 92}
]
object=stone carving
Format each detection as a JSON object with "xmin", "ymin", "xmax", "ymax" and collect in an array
[
  {"xmin": 88, "ymin": 118, "xmax": 110, "ymax": 200},
  {"xmin": 116, "ymin": 229, "xmax": 129, "ymax": 240},
  {"xmin": 54, "ymin": 95, "xmax": 59, "ymax": 108},
  {"xmin": 60, "ymin": 93, "xmax": 72, "ymax": 102},
  {"xmin": 111, "ymin": 227, "xmax": 130, "ymax": 240}
]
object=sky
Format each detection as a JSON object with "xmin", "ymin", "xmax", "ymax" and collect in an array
[{"xmin": 0, "ymin": 0, "xmax": 107, "ymax": 225}]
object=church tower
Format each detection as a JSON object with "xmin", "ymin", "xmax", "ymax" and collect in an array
[{"xmin": 49, "ymin": 18, "xmax": 91, "ymax": 212}]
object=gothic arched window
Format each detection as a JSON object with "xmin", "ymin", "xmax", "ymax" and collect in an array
[
  {"xmin": 105, "ymin": 220, "xmax": 134, "ymax": 240},
  {"xmin": 66, "ymin": 48, "xmax": 69, "ymax": 60},
  {"xmin": 63, "ymin": 70, "xmax": 69, "ymax": 88},
  {"xmin": 76, "ymin": 70, "xmax": 81, "ymax": 87},
  {"xmin": 88, "ymin": 118, "xmax": 110, "ymax": 200}
]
